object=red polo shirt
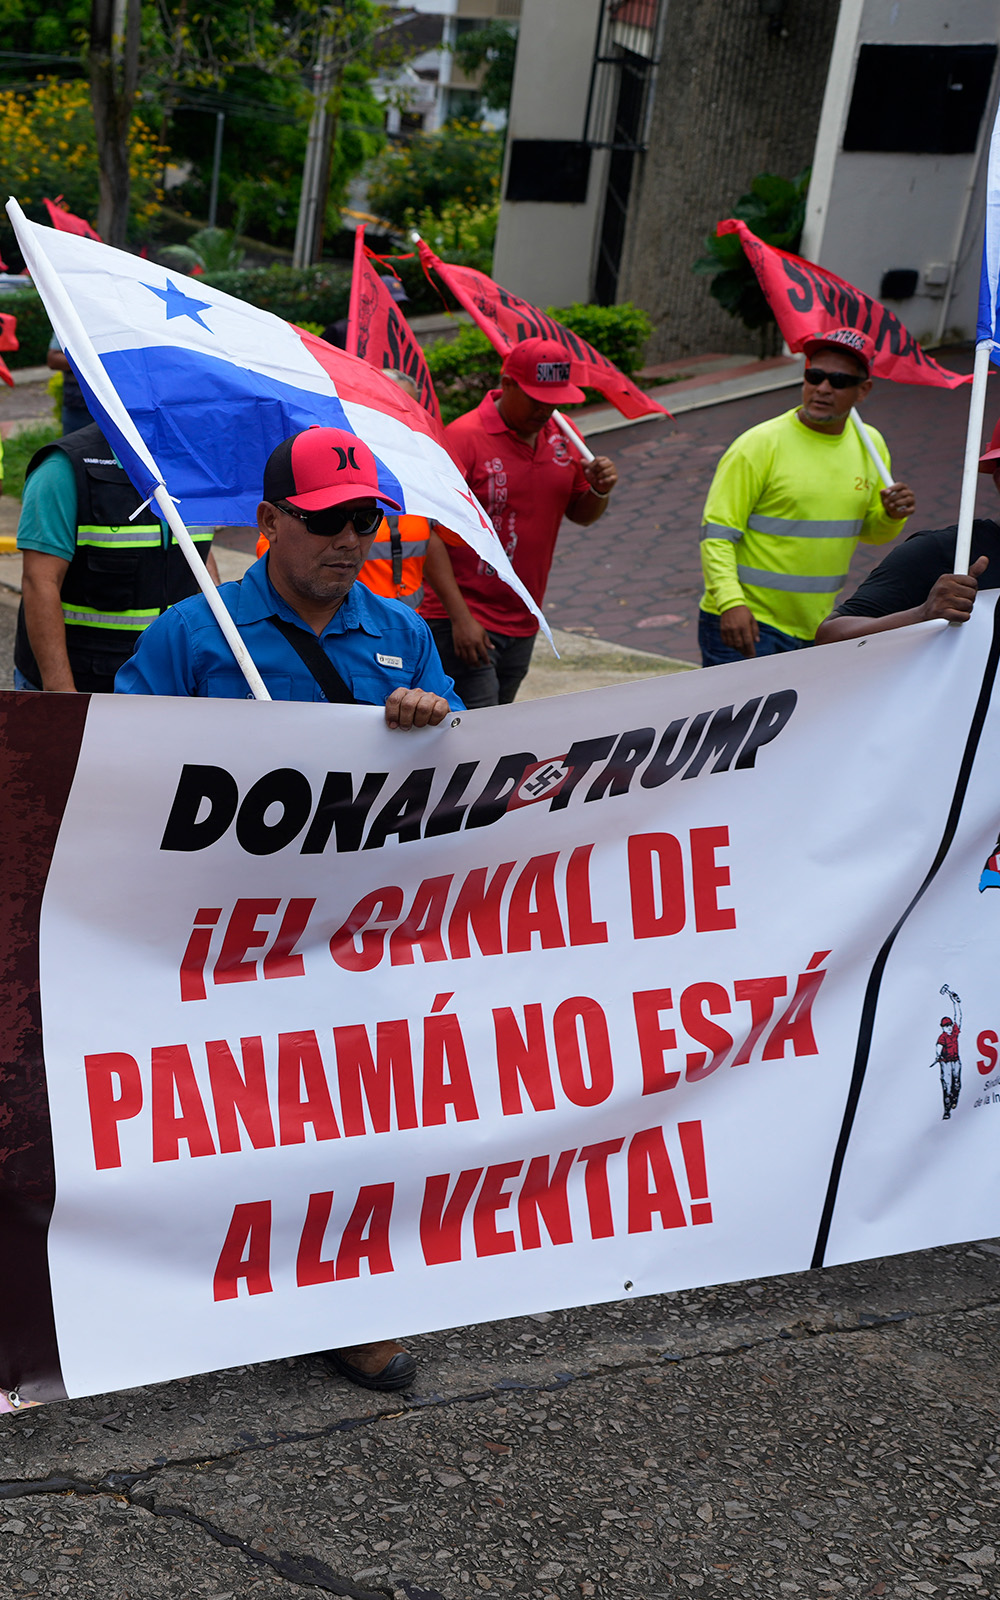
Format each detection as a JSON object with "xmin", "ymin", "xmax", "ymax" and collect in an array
[{"xmin": 421, "ymin": 389, "xmax": 591, "ymax": 637}]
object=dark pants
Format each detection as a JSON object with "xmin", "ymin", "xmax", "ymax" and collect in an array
[
  {"xmin": 427, "ymin": 619, "xmax": 535, "ymax": 708},
  {"xmin": 61, "ymin": 399, "xmax": 94, "ymax": 435},
  {"xmin": 698, "ymin": 609, "xmax": 812, "ymax": 668}
]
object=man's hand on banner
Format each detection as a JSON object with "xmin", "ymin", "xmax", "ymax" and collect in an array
[
  {"xmin": 719, "ymin": 603, "xmax": 760, "ymax": 659},
  {"xmin": 384, "ymin": 685, "xmax": 453, "ymax": 730},
  {"xmin": 921, "ymin": 557, "xmax": 989, "ymax": 623},
  {"xmin": 880, "ymin": 481, "xmax": 916, "ymax": 521}
]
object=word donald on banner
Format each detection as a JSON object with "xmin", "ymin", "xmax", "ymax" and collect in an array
[
  {"xmin": 6, "ymin": 200, "xmax": 549, "ymax": 640},
  {"xmin": 346, "ymin": 227, "xmax": 441, "ymax": 424},
  {"xmin": 416, "ymin": 239, "xmax": 671, "ymax": 421},
  {"xmin": 718, "ymin": 219, "xmax": 970, "ymax": 390}
]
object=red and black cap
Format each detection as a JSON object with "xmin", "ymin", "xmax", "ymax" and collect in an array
[
  {"xmin": 502, "ymin": 337, "xmax": 586, "ymax": 404},
  {"xmin": 263, "ymin": 425, "xmax": 401, "ymax": 512}
]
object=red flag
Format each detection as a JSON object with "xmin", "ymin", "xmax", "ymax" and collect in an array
[
  {"xmin": 346, "ymin": 227, "xmax": 442, "ymax": 424},
  {"xmin": 43, "ymin": 196, "xmax": 101, "ymax": 242},
  {"xmin": 417, "ymin": 240, "xmax": 669, "ymax": 421},
  {"xmin": 718, "ymin": 219, "xmax": 968, "ymax": 389},
  {"xmin": 0, "ymin": 312, "xmax": 17, "ymax": 387}
]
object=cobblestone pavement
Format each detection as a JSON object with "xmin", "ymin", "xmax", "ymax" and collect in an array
[
  {"xmin": 1, "ymin": 1242, "xmax": 998, "ymax": 1600},
  {"xmin": 551, "ymin": 347, "xmax": 998, "ymax": 665}
]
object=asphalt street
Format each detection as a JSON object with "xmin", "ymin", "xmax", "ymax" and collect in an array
[{"xmin": 1, "ymin": 1242, "xmax": 998, "ymax": 1599}]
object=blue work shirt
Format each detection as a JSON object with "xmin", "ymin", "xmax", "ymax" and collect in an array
[{"xmin": 114, "ymin": 554, "xmax": 463, "ymax": 707}]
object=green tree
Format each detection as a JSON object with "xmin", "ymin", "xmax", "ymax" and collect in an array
[
  {"xmin": 693, "ymin": 170, "xmax": 809, "ymax": 356},
  {"xmin": 451, "ymin": 19, "xmax": 517, "ymax": 114},
  {"xmin": 368, "ymin": 121, "xmax": 503, "ymax": 227}
]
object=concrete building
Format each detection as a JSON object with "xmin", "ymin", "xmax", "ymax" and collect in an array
[
  {"xmin": 377, "ymin": 0, "xmax": 519, "ymax": 135},
  {"xmin": 493, "ymin": 0, "xmax": 1000, "ymax": 361}
]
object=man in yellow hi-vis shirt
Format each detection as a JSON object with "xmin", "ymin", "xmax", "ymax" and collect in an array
[{"xmin": 698, "ymin": 326, "xmax": 916, "ymax": 666}]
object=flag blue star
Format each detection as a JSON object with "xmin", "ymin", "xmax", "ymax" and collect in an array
[{"xmin": 142, "ymin": 278, "xmax": 214, "ymax": 331}]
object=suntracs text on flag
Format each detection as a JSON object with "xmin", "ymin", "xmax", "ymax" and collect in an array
[
  {"xmin": 719, "ymin": 220, "xmax": 970, "ymax": 389},
  {"xmin": 346, "ymin": 227, "xmax": 441, "ymax": 424},
  {"xmin": 417, "ymin": 239, "xmax": 670, "ymax": 422}
]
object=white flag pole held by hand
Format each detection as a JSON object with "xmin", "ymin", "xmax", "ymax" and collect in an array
[
  {"xmin": 848, "ymin": 407, "xmax": 894, "ymax": 490},
  {"xmin": 6, "ymin": 197, "xmax": 271, "ymax": 701}
]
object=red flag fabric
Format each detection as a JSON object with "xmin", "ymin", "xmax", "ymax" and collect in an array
[
  {"xmin": 417, "ymin": 240, "xmax": 670, "ymax": 421},
  {"xmin": 43, "ymin": 196, "xmax": 101, "ymax": 242},
  {"xmin": 0, "ymin": 312, "xmax": 17, "ymax": 387},
  {"xmin": 719, "ymin": 219, "xmax": 968, "ymax": 389},
  {"xmin": 347, "ymin": 227, "xmax": 442, "ymax": 424}
]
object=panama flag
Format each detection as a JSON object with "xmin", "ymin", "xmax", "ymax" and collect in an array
[
  {"xmin": 6, "ymin": 199, "xmax": 547, "ymax": 637},
  {"xmin": 977, "ymin": 94, "xmax": 1000, "ymax": 350}
]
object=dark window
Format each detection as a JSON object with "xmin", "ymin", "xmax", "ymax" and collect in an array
[
  {"xmin": 844, "ymin": 44, "xmax": 997, "ymax": 154},
  {"xmin": 505, "ymin": 140, "xmax": 592, "ymax": 204}
]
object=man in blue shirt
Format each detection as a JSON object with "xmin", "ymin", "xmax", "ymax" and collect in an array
[
  {"xmin": 118, "ymin": 425, "xmax": 462, "ymax": 1392},
  {"xmin": 117, "ymin": 424, "xmax": 461, "ymax": 731}
]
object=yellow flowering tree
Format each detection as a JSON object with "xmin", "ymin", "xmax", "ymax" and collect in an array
[{"xmin": 0, "ymin": 77, "xmax": 163, "ymax": 233}]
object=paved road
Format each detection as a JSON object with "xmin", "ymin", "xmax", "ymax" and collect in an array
[
  {"xmin": 1, "ymin": 1242, "xmax": 998, "ymax": 1599},
  {"xmin": 549, "ymin": 347, "xmax": 997, "ymax": 664}
]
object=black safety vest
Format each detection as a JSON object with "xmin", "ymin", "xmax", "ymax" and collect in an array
[{"xmin": 14, "ymin": 424, "xmax": 213, "ymax": 691}]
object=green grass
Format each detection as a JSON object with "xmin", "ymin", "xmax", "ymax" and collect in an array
[{"xmin": 3, "ymin": 421, "xmax": 61, "ymax": 499}]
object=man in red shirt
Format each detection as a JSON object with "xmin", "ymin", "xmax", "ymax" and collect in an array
[{"xmin": 421, "ymin": 336, "xmax": 619, "ymax": 705}]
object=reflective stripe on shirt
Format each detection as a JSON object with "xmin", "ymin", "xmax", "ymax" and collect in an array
[
  {"xmin": 61, "ymin": 604, "xmax": 160, "ymax": 630},
  {"xmin": 736, "ymin": 566, "xmax": 849, "ymax": 594},
  {"xmin": 747, "ymin": 513, "xmax": 864, "ymax": 540}
]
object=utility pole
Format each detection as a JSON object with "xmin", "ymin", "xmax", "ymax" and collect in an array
[
  {"xmin": 293, "ymin": 26, "xmax": 334, "ymax": 269},
  {"xmin": 208, "ymin": 111, "xmax": 225, "ymax": 228}
]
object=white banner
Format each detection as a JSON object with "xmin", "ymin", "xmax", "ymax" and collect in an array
[{"xmin": 10, "ymin": 601, "xmax": 1000, "ymax": 1402}]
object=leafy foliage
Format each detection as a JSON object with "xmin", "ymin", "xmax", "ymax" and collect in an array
[
  {"xmin": 199, "ymin": 262, "xmax": 352, "ymax": 324},
  {"xmin": 693, "ymin": 170, "xmax": 809, "ymax": 337},
  {"xmin": 451, "ymin": 20, "xmax": 518, "ymax": 114},
  {"xmin": 424, "ymin": 302, "xmax": 653, "ymax": 425},
  {"xmin": 368, "ymin": 122, "xmax": 503, "ymax": 227},
  {"xmin": 0, "ymin": 288, "xmax": 62, "ymax": 368},
  {"xmin": 0, "ymin": 77, "xmax": 163, "ymax": 258},
  {"xmin": 404, "ymin": 199, "xmax": 499, "ymax": 275}
]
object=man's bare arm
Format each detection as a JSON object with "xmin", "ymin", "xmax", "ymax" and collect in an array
[
  {"xmin": 423, "ymin": 529, "xmax": 491, "ymax": 666},
  {"xmin": 816, "ymin": 555, "xmax": 989, "ymax": 644},
  {"xmin": 21, "ymin": 549, "xmax": 76, "ymax": 690}
]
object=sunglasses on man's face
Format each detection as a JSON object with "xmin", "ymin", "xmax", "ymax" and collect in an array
[
  {"xmin": 275, "ymin": 501, "xmax": 383, "ymax": 539},
  {"xmin": 803, "ymin": 366, "xmax": 865, "ymax": 391}
]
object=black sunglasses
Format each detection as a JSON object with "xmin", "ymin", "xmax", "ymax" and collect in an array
[
  {"xmin": 803, "ymin": 366, "xmax": 865, "ymax": 390},
  {"xmin": 275, "ymin": 500, "xmax": 383, "ymax": 539}
]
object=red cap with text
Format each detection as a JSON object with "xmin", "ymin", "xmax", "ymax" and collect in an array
[
  {"xmin": 801, "ymin": 326, "xmax": 875, "ymax": 376},
  {"xmin": 263, "ymin": 425, "xmax": 401, "ymax": 512},
  {"xmin": 502, "ymin": 337, "xmax": 587, "ymax": 404}
]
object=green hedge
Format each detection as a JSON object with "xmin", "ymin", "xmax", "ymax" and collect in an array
[
  {"xmin": 0, "ymin": 288, "xmax": 54, "ymax": 368},
  {"xmin": 199, "ymin": 264, "xmax": 353, "ymax": 328},
  {"xmin": 424, "ymin": 302, "xmax": 653, "ymax": 425}
]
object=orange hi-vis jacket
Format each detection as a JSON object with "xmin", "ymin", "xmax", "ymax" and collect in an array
[
  {"xmin": 357, "ymin": 514, "xmax": 433, "ymax": 609},
  {"xmin": 255, "ymin": 514, "xmax": 433, "ymax": 610}
]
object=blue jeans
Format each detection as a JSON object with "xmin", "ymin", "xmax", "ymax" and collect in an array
[
  {"xmin": 14, "ymin": 667, "xmax": 40, "ymax": 690},
  {"xmin": 698, "ymin": 609, "xmax": 812, "ymax": 668}
]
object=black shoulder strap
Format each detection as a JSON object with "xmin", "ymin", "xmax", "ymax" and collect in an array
[{"xmin": 267, "ymin": 615, "xmax": 357, "ymax": 704}]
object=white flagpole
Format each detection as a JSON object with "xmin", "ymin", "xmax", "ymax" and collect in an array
[
  {"xmin": 848, "ymin": 407, "xmax": 894, "ymax": 489},
  {"xmin": 553, "ymin": 408, "xmax": 595, "ymax": 463},
  {"xmin": 953, "ymin": 342, "xmax": 993, "ymax": 576},
  {"xmin": 6, "ymin": 198, "xmax": 271, "ymax": 701}
]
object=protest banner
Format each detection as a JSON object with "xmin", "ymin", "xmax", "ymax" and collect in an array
[
  {"xmin": 346, "ymin": 227, "xmax": 442, "ymax": 425},
  {"xmin": 0, "ymin": 311, "xmax": 16, "ymax": 388},
  {"xmin": 3, "ymin": 603, "xmax": 1000, "ymax": 1411},
  {"xmin": 415, "ymin": 240, "xmax": 670, "ymax": 422}
]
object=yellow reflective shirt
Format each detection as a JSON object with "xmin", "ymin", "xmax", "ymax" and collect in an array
[{"xmin": 700, "ymin": 408, "xmax": 905, "ymax": 640}]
